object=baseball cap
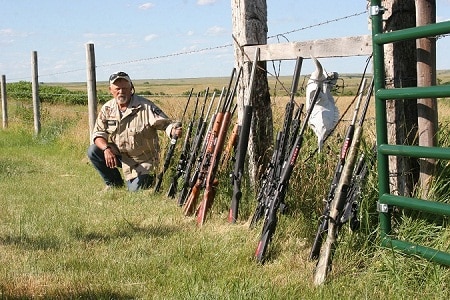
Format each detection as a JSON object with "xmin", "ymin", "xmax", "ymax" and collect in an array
[{"xmin": 109, "ymin": 71, "xmax": 131, "ymax": 84}]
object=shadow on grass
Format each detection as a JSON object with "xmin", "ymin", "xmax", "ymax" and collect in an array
[
  {"xmin": 70, "ymin": 221, "xmax": 179, "ymax": 244},
  {"xmin": 0, "ymin": 233, "xmax": 60, "ymax": 251}
]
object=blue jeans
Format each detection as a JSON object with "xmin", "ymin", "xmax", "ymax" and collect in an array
[{"xmin": 87, "ymin": 144, "xmax": 154, "ymax": 192}]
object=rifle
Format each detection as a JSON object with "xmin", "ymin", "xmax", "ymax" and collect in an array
[
  {"xmin": 339, "ymin": 144, "xmax": 375, "ymax": 231},
  {"xmin": 219, "ymin": 122, "xmax": 240, "ymax": 172},
  {"xmin": 313, "ymin": 78, "xmax": 374, "ymax": 286},
  {"xmin": 167, "ymin": 88, "xmax": 198, "ymax": 198},
  {"xmin": 249, "ymin": 131, "xmax": 281, "ymax": 229},
  {"xmin": 249, "ymin": 56, "xmax": 303, "ymax": 228},
  {"xmin": 228, "ymin": 48, "xmax": 259, "ymax": 223},
  {"xmin": 182, "ymin": 70, "xmax": 236, "ymax": 214},
  {"xmin": 196, "ymin": 68, "xmax": 242, "ymax": 225},
  {"xmin": 255, "ymin": 85, "xmax": 321, "ymax": 264},
  {"xmin": 177, "ymin": 88, "xmax": 214, "ymax": 206},
  {"xmin": 308, "ymin": 78, "xmax": 368, "ymax": 260},
  {"xmin": 154, "ymin": 89, "xmax": 194, "ymax": 192}
]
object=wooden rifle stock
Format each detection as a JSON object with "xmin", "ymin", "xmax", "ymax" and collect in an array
[
  {"xmin": 220, "ymin": 122, "xmax": 240, "ymax": 171},
  {"xmin": 196, "ymin": 107, "xmax": 233, "ymax": 224},
  {"xmin": 196, "ymin": 68, "xmax": 242, "ymax": 225},
  {"xmin": 184, "ymin": 108, "xmax": 225, "ymax": 216}
]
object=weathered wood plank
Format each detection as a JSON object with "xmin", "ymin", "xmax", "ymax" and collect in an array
[{"xmin": 243, "ymin": 35, "xmax": 372, "ymax": 61}]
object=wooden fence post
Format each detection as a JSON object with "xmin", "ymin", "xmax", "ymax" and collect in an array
[
  {"xmin": 86, "ymin": 43, "xmax": 97, "ymax": 143},
  {"xmin": 1, "ymin": 74, "xmax": 7, "ymax": 129},
  {"xmin": 416, "ymin": 0, "xmax": 437, "ymax": 199},
  {"xmin": 31, "ymin": 51, "xmax": 41, "ymax": 135}
]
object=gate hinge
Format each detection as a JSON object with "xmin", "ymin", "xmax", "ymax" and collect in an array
[
  {"xmin": 370, "ymin": 5, "xmax": 385, "ymax": 16},
  {"xmin": 377, "ymin": 202, "xmax": 389, "ymax": 213}
]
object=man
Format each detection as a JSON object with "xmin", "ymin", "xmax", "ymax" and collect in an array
[{"xmin": 87, "ymin": 71, "xmax": 182, "ymax": 192}]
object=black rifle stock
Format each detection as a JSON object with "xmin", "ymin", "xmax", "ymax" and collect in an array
[
  {"xmin": 167, "ymin": 88, "xmax": 198, "ymax": 198},
  {"xmin": 249, "ymin": 56, "xmax": 303, "ymax": 227},
  {"xmin": 228, "ymin": 48, "xmax": 259, "ymax": 223},
  {"xmin": 249, "ymin": 131, "xmax": 281, "ymax": 228},
  {"xmin": 154, "ymin": 88, "xmax": 194, "ymax": 192},
  {"xmin": 255, "ymin": 86, "xmax": 321, "ymax": 263},
  {"xmin": 177, "ymin": 88, "xmax": 214, "ymax": 206}
]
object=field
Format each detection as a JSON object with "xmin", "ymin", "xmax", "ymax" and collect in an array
[{"xmin": 1, "ymin": 74, "xmax": 450, "ymax": 299}]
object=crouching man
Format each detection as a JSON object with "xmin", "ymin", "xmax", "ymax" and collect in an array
[{"xmin": 87, "ymin": 71, "xmax": 182, "ymax": 192}]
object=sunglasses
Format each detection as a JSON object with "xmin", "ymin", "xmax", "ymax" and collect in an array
[{"xmin": 109, "ymin": 72, "xmax": 130, "ymax": 82}]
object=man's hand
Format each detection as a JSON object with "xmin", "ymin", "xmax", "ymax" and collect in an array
[
  {"xmin": 171, "ymin": 123, "xmax": 182, "ymax": 138},
  {"xmin": 104, "ymin": 148, "xmax": 118, "ymax": 168}
]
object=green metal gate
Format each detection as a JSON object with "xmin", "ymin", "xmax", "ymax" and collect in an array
[{"xmin": 371, "ymin": 0, "xmax": 450, "ymax": 265}]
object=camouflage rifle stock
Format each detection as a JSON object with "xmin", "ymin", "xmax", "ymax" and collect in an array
[
  {"xmin": 314, "ymin": 78, "xmax": 374, "ymax": 285},
  {"xmin": 309, "ymin": 78, "xmax": 368, "ymax": 260}
]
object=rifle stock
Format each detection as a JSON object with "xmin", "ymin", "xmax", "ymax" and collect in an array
[
  {"xmin": 255, "ymin": 83, "xmax": 321, "ymax": 263},
  {"xmin": 250, "ymin": 57, "xmax": 303, "ymax": 229},
  {"xmin": 228, "ymin": 104, "xmax": 252, "ymax": 223},
  {"xmin": 228, "ymin": 48, "xmax": 259, "ymax": 223},
  {"xmin": 196, "ymin": 67, "xmax": 242, "ymax": 225},
  {"xmin": 313, "ymin": 78, "xmax": 374, "ymax": 285},
  {"xmin": 181, "ymin": 84, "xmax": 228, "ymax": 213},
  {"xmin": 177, "ymin": 88, "xmax": 216, "ymax": 206},
  {"xmin": 309, "ymin": 78, "xmax": 367, "ymax": 260}
]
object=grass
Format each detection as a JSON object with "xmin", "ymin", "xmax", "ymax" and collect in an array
[{"xmin": 1, "ymin": 77, "xmax": 450, "ymax": 298}]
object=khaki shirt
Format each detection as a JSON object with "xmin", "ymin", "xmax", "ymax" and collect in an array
[{"xmin": 92, "ymin": 95, "xmax": 175, "ymax": 181}]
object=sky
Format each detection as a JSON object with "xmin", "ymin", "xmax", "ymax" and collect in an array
[{"xmin": 1, "ymin": 0, "xmax": 449, "ymax": 83}]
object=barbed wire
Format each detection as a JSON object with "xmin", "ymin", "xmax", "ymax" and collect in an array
[{"xmin": 7, "ymin": 10, "xmax": 368, "ymax": 81}]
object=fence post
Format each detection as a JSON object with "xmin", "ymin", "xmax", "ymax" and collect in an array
[
  {"xmin": 31, "ymin": 51, "xmax": 41, "ymax": 135},
  {"xmin": 85, "ymin": 43, "xmax": 97, "ymax": 143},
  {"xmin": 1, "ymin": 74, "xmax": 7, "ymax": 129}
]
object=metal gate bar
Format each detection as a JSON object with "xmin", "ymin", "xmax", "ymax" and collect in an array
[{"xmin": 371, "ymin": 0, "xmax": 450, "ymax": 265}]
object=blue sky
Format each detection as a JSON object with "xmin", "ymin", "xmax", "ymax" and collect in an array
[{"xmin": 1, "ymin": 0, "xmax": 449, "ymax": 83}]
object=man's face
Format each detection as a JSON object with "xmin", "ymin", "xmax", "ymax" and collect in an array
[{"xmin": 109, "ymin": 78, "xmax": 132, "ymax": 105}]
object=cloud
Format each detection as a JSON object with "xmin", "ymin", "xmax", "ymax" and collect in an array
[
  {"xmin": 205, "ymin": 26, "xmax": 226, "ymax": 36},
  {"xmin": 0, "ymin": 28, "xmax": 30, "ymax": 38},
  {"xmin": 187, "ymin": 30, "xmax": 194, "ymax": 36},
  {"xmin": 0, "ymin": 28, "xmax": 30, "ymax": 45},
  {"xmin": 144, "ymin": 34, "xmax": 158, "ymax": 41},
  {"xmin": 197, "ymin": 0, "xmax": 217, "ymax": 5},
  {"xmin": 139, "ymin": 3, "xmax": 155, "ymax": 10}
]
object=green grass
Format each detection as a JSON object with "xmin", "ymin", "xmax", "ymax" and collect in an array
[{"xmin": 1, "ymin": 93, "xmax": 449, "ymax": 299}]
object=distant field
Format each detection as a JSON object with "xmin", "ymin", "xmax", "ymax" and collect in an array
[{"xmin": 55, "ymin": 69, "xmax": 450, "ymax": 97}]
